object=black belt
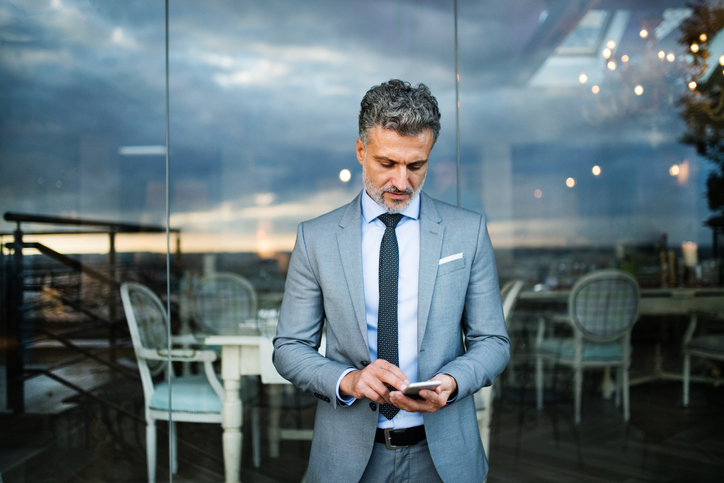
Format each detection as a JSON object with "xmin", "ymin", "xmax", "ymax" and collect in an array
[{"xmin": 375, "ymin": 425, "xmax": 426, "ymax": 449}]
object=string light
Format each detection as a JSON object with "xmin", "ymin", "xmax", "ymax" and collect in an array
[
  {"xmin": 621, "ymin": 55, "xmax": 629, "ymax": 62},
  {"xmin": 603, "ymin": 48, "xmax": 612, "ymax": 59},
  {"xmin": 634, "ymin": 85, "xmax": 644, "ymax": 95},
  {"xmin": 689, "ymin": 81, "xmax": 697, "ymax": 90},
  {"xmin": 670, "ymin": 165, "xmax": 680, "ymax": 176},
  {"xmin": 566, "ymin": 177, "xmax": 576, "ymax": 188},
  {"xmin": 700, "ymin": 33, "xmax": 707, "ymax": 41},
  {"xmin": 691, "ymin": 43, "xmax": 699, "ymax": 53},
  {"xmin": 607, "ymin": 40, "xmax": 616, "ymax": 49},
  {"xmin": 658, "ymin": 50, "xmax": 666, "ymax": 59},
  {"xmin": 579, "ymin": 73, "xmax": 588, "ymax": 84},
  {"xmin": 592, "ymin": 166, "xmax": 601, "ymax": 176},
  {"xmin": 592, "ymin": 85, "xmax": 600, "ymax": 94},
  {"xmin": 667, "ymin": 53, "xmax": 675, "ymax": 62},
  {"xmin": 607, "ymin": 60, "xmax": 616, "ymax": 70},
  {"xmin": 640, "ymin": 29, "xmax": 648, "ymax": 38}
]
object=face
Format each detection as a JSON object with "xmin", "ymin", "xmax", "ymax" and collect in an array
[{"xmin": 357, "ymin": 125, "xmax": 434, "ymax": 213}]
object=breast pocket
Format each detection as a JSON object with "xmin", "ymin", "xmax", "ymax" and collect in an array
[{"xmin": 437, "ymin": 257, "xmax": 466, "ymax": 277}]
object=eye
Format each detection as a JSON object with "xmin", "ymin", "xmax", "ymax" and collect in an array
[{"xmin": 408, "ymin": 163, "xmax": 423, "ymax": 171}]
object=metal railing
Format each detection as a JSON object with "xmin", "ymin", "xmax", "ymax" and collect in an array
[{"xmin": 1, "ymin": 211, "xmax": 181, "ymax": 413}]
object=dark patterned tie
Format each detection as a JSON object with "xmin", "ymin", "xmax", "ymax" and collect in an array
[{"xmin": 377, "ymin": 213, "xmax": 403, "ymax": 420}]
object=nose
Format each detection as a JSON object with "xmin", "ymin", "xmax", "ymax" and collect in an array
[{"xmin": 391, "ymin": 165, "xmax": 409, "ymax": 191}]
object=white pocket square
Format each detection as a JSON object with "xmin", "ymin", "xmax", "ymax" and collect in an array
[{"xmin": 439, "ymin": 253, "xmax": 463, "ymax": 265}]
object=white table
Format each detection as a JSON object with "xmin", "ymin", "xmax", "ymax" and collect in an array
[
  {"xmin": 204, "ymin": 329, "xmax": 264, "ymax": 483},
  {"xmin": 204, "ymin": 326, "xmax": 318, "ymax": 483}
]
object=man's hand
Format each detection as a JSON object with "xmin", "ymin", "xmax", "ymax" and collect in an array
[
  {"xmin": 340, "ymin": 359, "xmax": 409, "ymax": 404},
  {"xmin": 389, "ymin": 374, "xmax": 457, "ymax": 414}
]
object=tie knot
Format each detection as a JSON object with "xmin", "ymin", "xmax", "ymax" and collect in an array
[{"xmin": 378, "ymin": 213, "xmax": 403, "ymax": 228}]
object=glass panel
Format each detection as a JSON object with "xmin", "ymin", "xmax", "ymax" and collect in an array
[
  {"xmin": 460, "ymin": 2, "xmax": 723, "ymax": 481},
  {"xmin": 166, "ymin": 1, "xmax": 456, "ymax": 480},
  {"xmin": 0, "ymin": 1, "xmax": 168, "ymax": 481}
]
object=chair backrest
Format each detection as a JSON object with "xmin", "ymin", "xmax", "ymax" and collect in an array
[
  {"xmin": 500, "ymin": 279, "xmax": 525, "ymax": 326},
  {"xmin": 120, "ymin": 282, "xmax": 171, "ymax": 401},
  {"xmin": 568, "ymin": 269, "xmax": 640, "ymax": 341},
  {"xmin": 194, "ymin": 272, "xmax": 258, "ymax": 334}
]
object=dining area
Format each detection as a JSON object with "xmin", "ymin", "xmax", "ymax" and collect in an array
[
  {"xmin": 113, "ymin": 246, "xmax": 724, "ymax": 483},
  {"xmin": 119, "ymin": 270, "xmax": 317, "ymax": 483}
]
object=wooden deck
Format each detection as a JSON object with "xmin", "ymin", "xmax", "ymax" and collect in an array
[{"xmin": 2, "ymin": 335, "xmax": 723, "ymax": 482}]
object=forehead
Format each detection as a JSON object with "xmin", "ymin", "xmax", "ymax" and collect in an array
[{"xmin": 367, "ymin": 126, "xmax": 434, "ymax": 157}]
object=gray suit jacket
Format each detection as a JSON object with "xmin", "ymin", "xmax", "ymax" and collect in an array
[{"xmin": 273, "ymin": 191, "xmax": 510, "ymax": 483}]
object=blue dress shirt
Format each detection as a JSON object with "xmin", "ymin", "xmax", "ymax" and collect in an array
[{"xmin": 336, "ymin": 190, "xmax": 423, "ymax": 430}]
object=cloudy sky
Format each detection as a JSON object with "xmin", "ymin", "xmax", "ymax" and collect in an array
[{"xmin": 0, "ymin": 0, "xmax": 714, "ymax": 253}]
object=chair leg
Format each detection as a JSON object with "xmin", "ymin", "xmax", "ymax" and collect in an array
[
  {"xmin": 147, "ymin": 419, "xmax": 156, "ymax": 483},
  {"xmin": 683, "ymin": 353, "xmax": 690, "ymax": 407},
  {"xmin": 478, "ymin": 386, "xmax": 493, "ymax": 460},
  {"xmin": 252, "ymin": 406, "xmax": 261, "ymax": 468},
  {"xmin": 622, "ymin": 365, "xmax": 630, "ymax": 422},
  {"xmin": 615, "ymin": 366, "xmax": 622, "ymax": 408},
  {"xmin": 574, "ymin": 367, "xmax": 582, "ymax": 425},
  {"xmin": 536, "ymin": 356, "xmax": 543, "ymax": 411},
  {"xmin": 170, "ymin": 420, "xmax": 178, "ymax": 475}
]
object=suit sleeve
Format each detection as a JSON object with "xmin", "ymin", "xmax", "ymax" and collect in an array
[
  {"xmin": 272, "ymin": 222, "xmax": 351, "ymax": 408},
  {"xmin": 436, "ymin": 215, "xmax": 510, "ymax": 401}
]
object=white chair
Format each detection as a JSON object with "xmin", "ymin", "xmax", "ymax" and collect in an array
[
  {"xmin": 120, "ymin": 282, "xmax": 224, "ymax": 483},
  {"xmin": 475, "ymin": 279, "xmax": 525, "ymax": 459},
  {"xmin": 194, "ymin": 272, "xmax": 258, "ymax": 334},
  {"xmin": 683, "ymin": 311, "xmax": 724, "ymax": 406},
  {"xmin": 535, "ymin": 269, "xmax": 640, "ymax": 424}
]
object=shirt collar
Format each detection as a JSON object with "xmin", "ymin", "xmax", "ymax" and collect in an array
[{"xmin": 361, "ymin": 189, "xmax": 421, "ymax": 224}]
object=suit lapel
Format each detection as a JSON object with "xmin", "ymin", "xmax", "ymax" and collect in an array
[
  {"xmin": 417, "ymin": 193, "xmax": 443, "ymax": 350},
  {"xmin": 336, "ymin": 193, "xmax": 369, "ymax": 345}
]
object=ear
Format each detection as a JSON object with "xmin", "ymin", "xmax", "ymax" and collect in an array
[{"xmin": 356, "ymin": 138, "xmax": 366, "ymax": 165}]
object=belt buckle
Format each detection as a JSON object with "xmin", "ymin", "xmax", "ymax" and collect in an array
[{"xmin": 384, "ymin": 428, "xmax": 409, "ymax": 450}]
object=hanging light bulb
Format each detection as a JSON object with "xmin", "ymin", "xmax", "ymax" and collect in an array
[
  {"xmin": 658, "ymin": 50, "xmax": 666, "ymax": 59},
  {"xmin": 634, "ymin": 85, "xmax": 644, "ymax": 95},
  {"xmin": 607, "ymin": 60, "xmax": 616, "ymax": 71},
  {"xmin": 603, "ymin": 48, "xmax": 612, "ymax": 59},
  {"xmin": 691, "ymin": 43, "xmax": 699, "ymax": 53},
  {"xmin": 700, "ymin": 33, "xmax": 707, "ymax": 42},
  {"xmin": 689, "ymin": 81, "xmax": 697, "ymax": 90},
  {"xmin": 621, "ymin": 55, "xmax": 629, "ymax": 63},
  {"xmin": 579, "ymin": 73, "xmax": 588, "ymax": 84},
  {"xmin": 667, "ymin": 53, "xmax": 675, "ymax": 62},
  {"xmin": 591, "ymin": 85, "xmax": 600, "ymax": 94},
  {"xmin": 607, "ymin": 40, "xmax": 616, "ymax": 49},
  {"xmin": 640, "ymin": 29, "xmax": 648, "ymax": 38}
]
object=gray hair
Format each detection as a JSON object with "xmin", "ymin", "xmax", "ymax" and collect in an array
[{"xmin": 358, "ymin": 79, "xmax": 441, "ymax": 146}]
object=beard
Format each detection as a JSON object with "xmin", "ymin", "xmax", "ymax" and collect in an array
[{"xmin": 362, "ymin": 166, "xmax": 425, "ymax": 214}]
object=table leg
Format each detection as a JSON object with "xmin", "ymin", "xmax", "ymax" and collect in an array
[
  {"xmin": 268, "ymin": 385, "xmax": 282, "ymax": 458},
  {"xmin": 221, "ymin": 345, "xmax": 243, "ymax": 483}
]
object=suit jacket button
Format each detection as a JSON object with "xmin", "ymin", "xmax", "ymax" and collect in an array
[{"xmin": 369, "ymin": 402, "xmax": 377, "ymax": 411}]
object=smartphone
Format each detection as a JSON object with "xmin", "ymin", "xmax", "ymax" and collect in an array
[{"xmin": 401, "ymin": 381, "xmax": 442, "ymax": 399}]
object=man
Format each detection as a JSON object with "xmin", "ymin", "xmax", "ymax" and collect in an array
[{"xmin": 273, "ymin": 79, "xmax": 509, "ymax": 482}]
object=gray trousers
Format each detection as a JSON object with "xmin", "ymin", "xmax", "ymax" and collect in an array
[{"xmin": 359, "ymin": 439, "xmax": 444, "ymax": 483}]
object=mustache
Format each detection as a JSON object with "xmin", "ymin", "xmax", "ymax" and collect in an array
[{"xmin": 382, "ymin": 186, "xmax": 413, "ymax": 195}]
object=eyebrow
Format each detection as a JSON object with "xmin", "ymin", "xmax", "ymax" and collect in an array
[{"xmin": 373, "ymin": 156, "xmax": 428, "ymax": 165}]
